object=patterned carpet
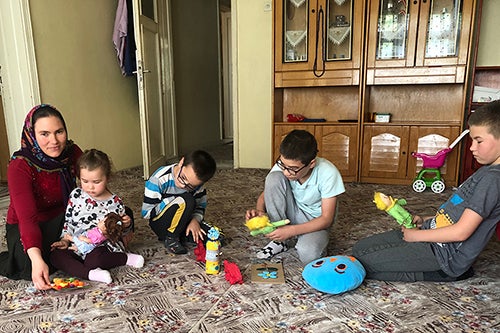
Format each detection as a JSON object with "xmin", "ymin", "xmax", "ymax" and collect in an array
[{"xmin": 0, "ymin": 167, "xmax": 499, "ymax": 333}]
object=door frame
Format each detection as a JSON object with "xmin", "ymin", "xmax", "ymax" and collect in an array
[
  {"xmin": 0, "ymin": 0, "xmax": 41, "ymax": 154},
  {"xmin": 220, "ymin": 6, "xmax": 233, "ymax": 142},
  {"xmin": 132, "ymin": 0, "xmax": 177, "ymax": 178}
]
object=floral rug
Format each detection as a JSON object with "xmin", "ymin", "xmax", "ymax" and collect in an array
[{"xmin": 0, "ymin": 167, "xmax": 499, "ymax": 333}]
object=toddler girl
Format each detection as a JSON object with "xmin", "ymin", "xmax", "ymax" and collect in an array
[{"xmin": 51, "ymin": 149, "xmax": 144, "ymax": 284}]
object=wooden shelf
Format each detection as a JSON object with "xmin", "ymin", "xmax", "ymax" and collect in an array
[{"xmin": 363, "ymin": 121, "xmax": 462, "ymax": 127}]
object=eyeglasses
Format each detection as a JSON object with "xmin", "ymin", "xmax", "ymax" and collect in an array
[
  {"xmin": 177, "ymin": 165, "xmax": 197, "ymax": 191},
  {"xmin": 275, "ymin": 157, "xmax": 310, "ymax": 175}
]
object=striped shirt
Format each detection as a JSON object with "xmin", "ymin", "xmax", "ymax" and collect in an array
[{"xmin": 141, "ymin": 163, "xmax": 208, "ymax": 222}]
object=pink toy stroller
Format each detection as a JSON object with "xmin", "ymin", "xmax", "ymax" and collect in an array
[{"xmin": 411, "ymin": 130, "xmax": 470, "ymax": 193}]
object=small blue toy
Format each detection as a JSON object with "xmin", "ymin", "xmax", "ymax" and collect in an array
[{"xmin": 302, "ymin": 255, "xmax": 366, "ymax": 294}]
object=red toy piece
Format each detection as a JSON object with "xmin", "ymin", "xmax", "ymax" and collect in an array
[
  {"xmin": 223, "ymin": 260, "xmax": 243, "ymax": 285},
  {"xmin": 286, "ymin": 113, "xmax": 305, "ymax": 122},
  {"xmin": 194, "ymin": 240, "xmax": 206, "ymax": 262}
]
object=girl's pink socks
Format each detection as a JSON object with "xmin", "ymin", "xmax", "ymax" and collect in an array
[
  {"xmin": 126, "ymin": 253, "xmax": 144, "ymax": 268},
  {"xmin": 88, "ymin": 267, "xmax": 112, "ymax": 284}
]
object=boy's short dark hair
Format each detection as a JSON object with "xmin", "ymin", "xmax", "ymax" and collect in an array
[
  {"xmin": 468, "ymin": 100, "xmax": 500, "ymax": 139},
  {"xmin": 280, "ymin": 130, "xmax": 318, "ymax": 165},
  {"xmin": 183, "ymin": 150, "xmax": 217, "ymax": 182}
]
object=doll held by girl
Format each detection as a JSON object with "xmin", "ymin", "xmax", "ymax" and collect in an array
[{"xmin": 65, "ymin": 212, "xmax": 124, "ymax": 256}]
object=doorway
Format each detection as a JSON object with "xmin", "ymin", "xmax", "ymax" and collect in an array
[
  {"xmin": 220, "ymin": 0, "xmax": 233, "ymax": 143},
  {"xmin": 168, "ymin": 0, "xmax": 234, "ymax": 168}
]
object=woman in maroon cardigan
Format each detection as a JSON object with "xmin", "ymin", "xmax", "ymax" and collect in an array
[{"xmin": 0, "ymin": 104, "xmax": 82, "ymax": 290}]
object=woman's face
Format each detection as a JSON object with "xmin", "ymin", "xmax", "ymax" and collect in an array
[{"xmin": 33, "ymin": 115, "xmax": 67, "ymax": 158}]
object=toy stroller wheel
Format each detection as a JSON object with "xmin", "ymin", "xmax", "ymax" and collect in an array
[
  {"xmin": 412, "ymin": 180, "xmax": 426, "ymax": 192},
  {"xmin": 431, "ymin": 180, "xmax": 445, "ymax": 193}
]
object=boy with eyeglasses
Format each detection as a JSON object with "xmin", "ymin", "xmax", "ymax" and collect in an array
[
  {"xmin": 142, "ymin": 150, "xmax": 216, "ymax": 254},
  {"xmin": 246, "ymin": 130, "xmax": 345, "ymax": 264}
]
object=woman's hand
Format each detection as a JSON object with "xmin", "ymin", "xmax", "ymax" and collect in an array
[
  {"xmin": 186, "ymin": 219, "xmax": 206, "ymax": 243},
  {"xmin": 27, "ymin": 247, "xmax": 52, "ymax": 290}
]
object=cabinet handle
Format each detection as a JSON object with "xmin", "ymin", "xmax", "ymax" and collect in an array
[
  {"xmin": 402, "ymin": 151, "xmax": 406, "ymax": 155},
  {"xmin": 313, "ymin": 5, "xmax": 325, "ymax": 77},
  {"xmin": 413, "ymin": 0, "xmax": 417, "ymax": 4}
]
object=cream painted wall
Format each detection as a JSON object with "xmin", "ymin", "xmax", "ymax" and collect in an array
[
  {"xmin": 29, "ymin": 0, "xmax": 142, "ymax": 170},
  {"xmin": 27, "ymin": 0, "xmax": 274, "ymax": 171},
  {"xmin": 476, "ymin": 1, "xmax": 500, "ymax": 66},
  {"xmin": 234, "ymin": 0, "xmax": 273, "ymax": 169}
]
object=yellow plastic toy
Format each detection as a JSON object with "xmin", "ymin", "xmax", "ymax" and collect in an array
[
  {"xmin": 245, "ymin": 216, "xmax": 290, "ymax": 236},
  {"xmin": 373, "ymin": 192, "xmax": 415, "ymax": 228}
]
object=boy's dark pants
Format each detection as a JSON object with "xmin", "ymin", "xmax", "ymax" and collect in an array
[{"xmin": 149, "ymin": 192, "xmax": 195, "ymax": 241}]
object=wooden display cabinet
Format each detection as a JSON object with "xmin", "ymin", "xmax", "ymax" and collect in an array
[
  {"xmin": 274, "ymin": 0, "xmax": 365, "ymax": 87},
  {"xmin": 272, "ymin": 0, "xmax": 480, "ymax": 185},
  {"xmin": 361, "ymin": 124, "xmax": 460, "ymax": 185},
  {"xmin": 366, "ymin": 0, "xmax": 475, "ymax": 84}
]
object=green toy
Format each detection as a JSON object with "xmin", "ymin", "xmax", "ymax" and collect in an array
[
  {"xmin": 245, "ymin": 216, "xmax": 290, "ymax": 236},
  {"xmin": 373, "ymin": 192, "xmax": 415, "ymax": 229}
]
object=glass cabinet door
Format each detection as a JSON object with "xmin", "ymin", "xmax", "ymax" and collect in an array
[
  {"xmin": 326, "ymin": 0, "xmax": 353, "ymax": 61},
  {"xmin": 275, "ymin": 0, "xmax": 364, "ymax": 86},
  {"xmin": 425, "ymin": 0, "xmax": 462, "ymax": 58},
  {"xmin": 366, "ymin": 0, "xmax": 473, "ymax": 84},
  {"xmin": 374, "ymin": 0, "xmax": 463, "ymax": 61},
  {"xmin": 376, "ymin": 0, "xmax": 409, "ymax": 60},
  {"xmin": 283, "ymin": 0, "xmax": 309, "ymax": 63}
]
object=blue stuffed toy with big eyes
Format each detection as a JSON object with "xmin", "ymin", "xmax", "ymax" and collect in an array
[{"xmin": 302, "ymin": 255, "xmax": 366, "ymax": 294}]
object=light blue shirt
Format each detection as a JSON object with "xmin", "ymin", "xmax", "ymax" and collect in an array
[{"xmin": 271, "ymin": 157, "xmax": 345, "ymax": 217}]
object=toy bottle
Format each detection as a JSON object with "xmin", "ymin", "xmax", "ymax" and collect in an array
[{"xmin": 205, "ymin": 226, "xmax": 221, "ymax": 275}]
